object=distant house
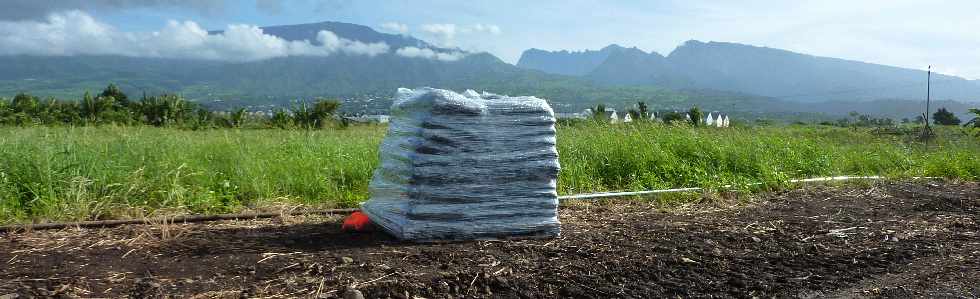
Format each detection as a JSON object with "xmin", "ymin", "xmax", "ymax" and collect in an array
[
  {"xmin": 623, "ymin": 112, "xmax": 633, "ymax": 123},
  {"xmin": 707, "ymin": 112, "xmax": 730, "ymax": 127},
  {"xmin": 576, "ymin": 108, "xmax": 619, "ymax": 123}
]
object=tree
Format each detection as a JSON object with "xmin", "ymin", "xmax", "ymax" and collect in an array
[
  {"xmin": 11, "ymin": 93, "xmax": 38, "ymax": 114},
  {"xmin": 933, "ymin": 107, "xmax": 961, "ymax": 126},
  {"xmin": 99, "ymin": 84, "xmax": 129, "ymax": 108},
  {"xmin": 637, "ymin": 102, "xmax": 649, "ymax": 121},
  {"xmin": 661, "ymin": 111, "xmax": 684, "ymax": 124},
  {"xmin": 627, "ymin": 109, "xmax": 641, "ymax": 122},
  {"xmin": 592, "ymin": 104, "xmax": 607, "ymax": 122},
  {"xmin": 687, "ymin": 106, "xmax": 703, "ymax": 126}
]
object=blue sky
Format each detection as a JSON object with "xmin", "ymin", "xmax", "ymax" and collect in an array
[{"xmin": 3, "ymin": 0, "xmax": 979, "ymax": 78}]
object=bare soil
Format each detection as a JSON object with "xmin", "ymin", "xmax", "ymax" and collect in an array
[{"xmin": 1, "ymin": 181, "xmax": 978, "ymax": 298}]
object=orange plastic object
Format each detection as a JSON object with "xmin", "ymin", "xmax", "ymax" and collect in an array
[{"xmin": 341, "ymin": 211, "xmax": 374, "ymax": 232}]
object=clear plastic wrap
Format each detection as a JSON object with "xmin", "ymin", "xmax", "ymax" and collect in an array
[{"xmin": 360, "ymin": 88, "xmax": 561, "ymax": 241}]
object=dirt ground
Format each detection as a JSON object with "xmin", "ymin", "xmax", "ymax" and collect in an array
[{"xmin": 1, "ymin": 181, "xmax": 978, "ymax": 298}]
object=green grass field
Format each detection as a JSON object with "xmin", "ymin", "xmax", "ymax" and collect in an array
[{"xmin": 1, "ymin": 123, "xmax": 978, "ymax": 224}]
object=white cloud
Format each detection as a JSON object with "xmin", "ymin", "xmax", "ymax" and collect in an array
[
  {"xmin": 0, "ymin": 10, "xmax": 389, "ymax": 61},
  {"xmin": 420, "ymin": 23, "xmax": 457, "ymax": 43},
  {"xmin": 471, "ymin": 24, "xmax": 501, "ymax": 35},
  {"xmin": 395, "ymin": 47, "xmax": 465, "ymax": 62},
  {"xmin": 380, "ymin": 22, "xmax": 408, "ymax": 34},
  {"xmin": 418, "ymin": 23, "xmax": 502, "ymax": 47},
  {"xmin": 316, "ymin": 30, "xmax": 389, "ymax": 56}
]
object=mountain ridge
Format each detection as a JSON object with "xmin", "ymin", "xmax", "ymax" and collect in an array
[
  {"xmin": 516, "ymin": 44, "xmax": 648, "ymax": 76},
  {"xmin": 519, "ymin": 40, "xmax": 980, "ymax": 103}
]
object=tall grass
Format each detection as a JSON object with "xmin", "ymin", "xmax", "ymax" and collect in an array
[
  {"xmin": 556, "ymin": 123, "xmax": 979, "ymax": 195},
  {"xmin": 0, "ymin": 125, "xmax": 383, "ymax": 223},
  {"xmin": 1, "ymin": 123, "xmax": 977, "ymax": 224}
]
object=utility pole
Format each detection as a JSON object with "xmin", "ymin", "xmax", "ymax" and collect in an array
[{"xmin": 920, "ymin": 65, "xmax": 935, "ymax": 147}]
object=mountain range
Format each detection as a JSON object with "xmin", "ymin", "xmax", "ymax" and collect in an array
[
  {"xmin": 518, "ymin": 42, "xmax": 980, "ymax": 103},
  {"xmin": 1, "ymin": 20, "xmax": 976, "ymax": 120}
]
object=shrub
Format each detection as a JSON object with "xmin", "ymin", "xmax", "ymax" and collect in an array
[{"xmin": 933, "ymin": 107, "xmax": 961, "ymax": 126}]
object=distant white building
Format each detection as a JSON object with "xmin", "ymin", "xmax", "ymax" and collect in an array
[
  {"xmin": 623, "ymin": 112, "xmax": 633, "ymax": 123},
  {"xmin": 723, "ymin": 115, "xmax": 730, "ymax": 127},
  {"xmin": 705, "ymin": 113, "xmax": 714, "ymax": 126},
  {"xmin": 576, "ymin": 108, "xmax": 620, "ymax": 123},
  {"xmin": 349, "ymin": 115, "xmax": 390, "ymax": 123}
]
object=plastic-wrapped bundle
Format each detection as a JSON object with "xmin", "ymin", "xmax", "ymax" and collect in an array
[{"xmin": 361, "ymin": 88, "xmax": 561, "ymax": 241}]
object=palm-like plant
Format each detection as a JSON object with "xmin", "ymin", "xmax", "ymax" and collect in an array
[
  {"xmin": 271, "ymin": 108, "xmax": 291, "ymax": 129},
  {"xmin": 688, "ymin": 106, "xmax": 703, "ymax": 127},
  {"xmin": 0, "ymin": 98, "xmax": 9, "ymax": 118},
  {"xmin": 230, "ymin": 108, "xmax": 247, "ymax": 128},
  {"xmin": 965, "ymin": 108, "xmax": 980, "ymax": 128},
  {"xmin": 965, "ymin": 108, "xmax": 980, "ymax": 137},
  {"xmin": 637, "ymin": 102, "xmax": 649, "ymax": 121},
  {"xmin": 135, "ymin": 94, "xmax": 193, "ymax": 126},
  {"xmin": 592, "ymin": 104, "xmax": 607, "ymax": 122},
  {"xmin": 292, "ymin": 98, "xmax": 341, "ymax": 129},
  {"xmin": 81, "ymin": 92, "xmax": 114, "ymax": 123}
]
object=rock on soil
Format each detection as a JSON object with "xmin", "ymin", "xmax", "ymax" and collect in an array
[{"xmin": 0, "ymin": 181, "xmax": 978, "ymax": 298}]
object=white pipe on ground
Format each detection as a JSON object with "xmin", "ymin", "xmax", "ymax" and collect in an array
[{"xmin": 556, "ymin": 175, "xmax": 923, "ymax": 201}]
